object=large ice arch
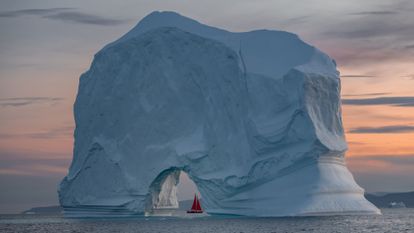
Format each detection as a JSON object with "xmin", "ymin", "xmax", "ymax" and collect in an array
[
  {"xmin": 58, "ymin": 11, "xmax": 380, "ymax": 217},
  {"xmin": 143, "ymin": 168, "xmax": 198, "ymax": 208}
]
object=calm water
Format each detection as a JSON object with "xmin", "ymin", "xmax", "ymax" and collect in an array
[{"xmin": 1, "ymin": 209, "xmax": 413, "ymax": 233}]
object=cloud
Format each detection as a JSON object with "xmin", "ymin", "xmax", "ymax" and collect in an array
[
  {"xmin": 348, "ymin": 11, "xmax": 398, "ymax": 16},
  {"xmin": 0, "ymin": 164, "xmax": 67, "ymax": 176},
  {"xmin": 0, "ymin": 8, "xmax": 73, "ymax": 17},
  {"xmin": 309, "ymin": 1, "xmax": 414, "ymax": 67},
  {"xmin": 401, "ymin": 74, "xmax": 414, "ymax": 80},
  {"xmin": 0, "ymin": 8, "xmax": 127, "ymax": 26},
  {"xmin": 348, "ymin": 154, "xmax": 414, "ymax": 166},
  {"xmin": 340, "ymin": 74, "xmax": 376, "ymax": 78},
  {"xmin": 0, "ymin": 125, "xmax": 73, "ymax": 139},
  {"xmin": 342, "ymin": 92, "xmax": 390, "ymax": 97},
  {"xmin": 0, "ymin": 150, "xmax": 71, "ymax": 176},
  {"xmin": 43, "ymin": 12, "xmax": 127, "ymax": 26},
  {"xmin": 281, "ymin": 15, "xmax": 313, "ymax": 26},
  {"xmin": 342, "ymin": 96, "xmax": 414, "ymax": 107},
  {"xmin": 347, "ymin": 141, "xmax": 366, "ymax": 145},
  {"xmin": 0, "ymin": 97, "xmax": 63, "ymax": 107},
  {"xmin": 325, "ymin": 21, "xmax": 412, "ymax": 40},
  {"xmin": 326, "ymin": 1, "xmax": 412, "ymax": 40},
  {"xmin": 0, "ymin": 168, "xmax": 34, "ymax": 176},
  {"xmin": 347, "ymin": 154, "xmax": 414, "ymax": 193},
  {"xmin": 349, "ymin": 125, "xmax": 414, "ymax": 134}
]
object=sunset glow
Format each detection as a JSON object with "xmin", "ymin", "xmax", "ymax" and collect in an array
[{"xmin": 1, "ymin": 0, "xmax": 413, "ymax": 213}]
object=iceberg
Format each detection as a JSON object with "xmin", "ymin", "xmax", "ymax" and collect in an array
[{"xmin": 58, "ymin": 11, "xmax": 380, "ymax": 217}]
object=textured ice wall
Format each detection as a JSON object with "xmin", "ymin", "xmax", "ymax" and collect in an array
[{"xmin": 59, "ymin": 12, "xmax": 380, "ymax": 217}]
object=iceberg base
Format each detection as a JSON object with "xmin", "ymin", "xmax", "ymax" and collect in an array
[{"xmin": 63, "ymin": 158, "xmax": 380, "ymax": 218}]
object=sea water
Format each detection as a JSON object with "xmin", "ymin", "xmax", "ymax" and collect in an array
[{"xmin": 0, "ymin": 209, "xmax": 413, "ymax": 233}]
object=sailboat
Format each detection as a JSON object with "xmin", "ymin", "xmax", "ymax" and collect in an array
[{"xmin": 187, "ymin": 194, "xmax": 203, "ymax": 213}]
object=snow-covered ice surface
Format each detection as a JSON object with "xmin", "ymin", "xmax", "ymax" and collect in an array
[{"xmin": 59, "ymin": 11, "xmax": 380, "ymax": 217}]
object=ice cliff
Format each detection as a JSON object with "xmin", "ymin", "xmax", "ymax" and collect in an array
[{"xmin": 59, "ymin": 11, "xmax": 380, "ymax": 217}]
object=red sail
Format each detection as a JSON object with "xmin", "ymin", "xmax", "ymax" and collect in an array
[
  {"xmin": 190, "ymin": 194, "xmax": 197, "ymax": 210},
  {"xmin": 187, "ymin": 193, "xmax": 203, "ymax": 213},
  {"xmin": 195, "ymin": 195, "xmax": 202, "ymax": 211}
]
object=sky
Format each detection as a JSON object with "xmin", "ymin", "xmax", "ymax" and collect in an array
[{"xmin": 0, "ymin": 0, "xmax": 413, "ymax": 213}]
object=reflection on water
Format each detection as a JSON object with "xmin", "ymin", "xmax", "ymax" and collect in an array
[
  {"xmin": 145, "ymin": 208, "xmax": 208, "ymax": 217},
  {"xmin": 1, "ymin": 209, "xmax": 413, "ymax": 233}
]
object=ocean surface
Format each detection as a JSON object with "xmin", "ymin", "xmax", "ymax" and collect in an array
[{"xmin": 0, "ymin": 209, "xmax": 413, "ymax": 233}]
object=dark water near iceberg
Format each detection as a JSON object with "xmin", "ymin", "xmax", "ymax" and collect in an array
[{"xmin": 1, "ymin": 209, "xmax": 413, "ymax": 233}]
